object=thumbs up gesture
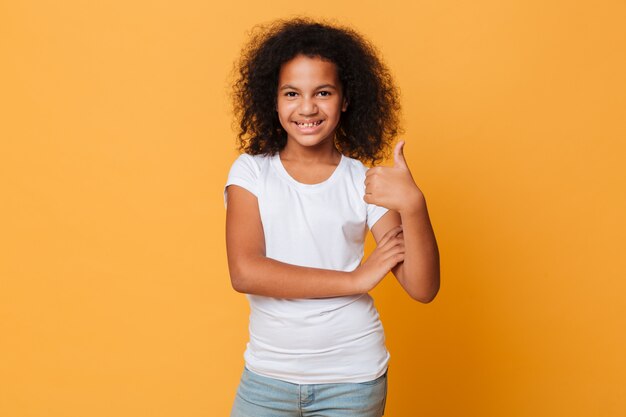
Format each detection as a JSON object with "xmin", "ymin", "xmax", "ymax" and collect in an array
[{"xmin": 364, "ymin": 141, "xmax": 424, "ymax": 214}]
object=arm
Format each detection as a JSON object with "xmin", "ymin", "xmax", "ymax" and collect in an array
[
  {"xmin": 225, "ymin": 184, "xmax": 404, "ymax": 298},
  {"xmin": 365, "ymin": 141, "xmax": 440, "ymax": 303},
  {"xmin": 371, "ymin": 204, "xmax": 440, "ymax": 303}
]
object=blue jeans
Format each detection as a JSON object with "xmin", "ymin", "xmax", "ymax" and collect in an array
[{"xmin": 230, "ymin": 367, "xmax": 387, "ymax": 417}]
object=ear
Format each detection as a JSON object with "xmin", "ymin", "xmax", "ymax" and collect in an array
[{"xmin": 342, "ymin": 96, "xmax": 348, "ymax": 112}]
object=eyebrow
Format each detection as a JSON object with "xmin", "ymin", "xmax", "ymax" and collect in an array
[{"xmin": 279, "ymin": 84, "xmax": 339, "ymax": 91}]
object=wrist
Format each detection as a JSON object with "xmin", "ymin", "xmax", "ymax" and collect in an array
[
  {"xmin": 398, "ymin": 190, "xmax": 426, "ymax": 216},
  {"xmin": 349, "ymin": 268, "xmax": 369, "ymax": 294}
]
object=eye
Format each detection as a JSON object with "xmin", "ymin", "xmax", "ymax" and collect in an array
[
  {"xmin": 284, "ymin": 91, "xmax": 298, "ymax": 97},
  {"xmin": 317, "ymin": 91, "xmax": 331, "ymax": 97}
]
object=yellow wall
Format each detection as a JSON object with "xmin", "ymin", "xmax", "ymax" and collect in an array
[{"xmin": 1, "ymin": 1, "xmax": 625, "ymax": 416}]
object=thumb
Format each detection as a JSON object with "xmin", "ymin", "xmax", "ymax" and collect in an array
[{"xmin": 394, "ymin": 140, "xmax": 408, "ymax": 168}]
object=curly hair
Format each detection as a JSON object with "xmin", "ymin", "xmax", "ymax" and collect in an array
[{"xmin": 232, "ymin": 18, "xmax": 402, "ymax": 166}]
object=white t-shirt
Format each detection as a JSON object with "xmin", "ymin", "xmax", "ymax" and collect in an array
[{"xmin": 224, "ymin": 152, "xmax": 390, "ymax": 384}]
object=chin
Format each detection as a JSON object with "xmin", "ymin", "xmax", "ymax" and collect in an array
[{"xmin": 292, "ymin": 136, "xmax": 332, "ymax": 148}]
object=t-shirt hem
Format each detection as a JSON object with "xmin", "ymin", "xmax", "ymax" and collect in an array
[
  {"xmin": 367, "ymin": 206, "xmax": 390, "ymax": 230},
  {"xmin": 223, "ymin": 178, "xmax": 258, "ymax": 208},
  {"xmin": 244, "ymin": 360, "xmax": 390, "ymax": 385}
]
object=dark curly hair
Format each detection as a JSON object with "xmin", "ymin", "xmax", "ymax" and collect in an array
[{"xmin": 232, "ymin": 18, "xmax": 402, "ymax": 166}]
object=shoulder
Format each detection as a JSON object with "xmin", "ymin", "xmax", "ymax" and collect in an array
[
  {"xmin": 341, "ymin": 155, "xmax": 371, "ymax": 179},
  {"xmin": 225, "ymin": 153, "xmax": 273, "ymax": 203},
  {"xmin": 228, "ymin": 152, "xmax": 273, "ymax": 175},
  {"xmin": 231, "ymin": 152, "xmax": 270, "ymax": 167}
]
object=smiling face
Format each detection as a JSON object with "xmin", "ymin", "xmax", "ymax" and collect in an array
[{"xmin": 276, "ymin": 54, "xmax": 348, "ymax": 152}]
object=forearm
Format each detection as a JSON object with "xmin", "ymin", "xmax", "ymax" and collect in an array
[
  {"xmin": 229, "ymin": 255, "xmax": 364, "ymax": 298},
  {"xmin": 393, "ymin": 195, "xmax": 440, "ymax": 302}
]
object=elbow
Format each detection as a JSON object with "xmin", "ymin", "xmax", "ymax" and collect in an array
[
  {"xmin": 228, "ymin": 261, "xmax": 251, "ymax": 294},
  {"xmin": 408, "ymin": 281, "xmax": 440, "ymax": 304},
  {"xmin": 230, "ymin": 275, "xmax": 247, "ymax": 293},
  {"xmin": 228, "ymin": 254, "xmax": 265, "ymax": 294},
  {"xmin": 410, "ymin": 290, "xmax": 438, "ymax": 304}
]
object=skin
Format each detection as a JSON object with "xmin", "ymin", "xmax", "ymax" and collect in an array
[
  {"xmin": 226, "ymin": 54, "xmax": 440, "ymax": 302},
  {"xmin": 366, "ymin": 141, "xmax": 440, "ymax": 302},
  {"xmin": 276, "ymin": 54, "xmax": 347, "ymax": 164}
]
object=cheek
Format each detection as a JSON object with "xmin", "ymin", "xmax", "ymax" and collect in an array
[
  {"xmin": 277, "ymin": 100, "xmax": 295, "ymax": 115},
  {"xmin": 276, "ymin": 113, "xmax": 288, "ymax": 129},
  {"xmin": 275, "ymin": 103, "xmax": 290, "ymax": 123},
  {"xmin": 323, "ymin": 100, "xmax": 343, "ymax": 117}
]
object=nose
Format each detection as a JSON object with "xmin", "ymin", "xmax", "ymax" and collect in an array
[{"xmin": 298, "ymin": 96, "xmax": 318, "ymax": 116}]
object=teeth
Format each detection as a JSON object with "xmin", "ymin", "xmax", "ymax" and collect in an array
[{"xmin": 297, "ymin": 121, "xmax": 322, "ymax": 128}]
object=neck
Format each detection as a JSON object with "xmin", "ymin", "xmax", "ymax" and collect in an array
[{"xmin": 280, "ymin": 140, "xmax": 341, "ymax": 164}]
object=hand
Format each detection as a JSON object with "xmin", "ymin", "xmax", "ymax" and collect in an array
[
  {"xmin": 364, "ymin": 141, "xmax": 424, "ymax": 214},
  {"xmin": 353, "ymin": 225, "xmax": 405, "ymax": 292}
]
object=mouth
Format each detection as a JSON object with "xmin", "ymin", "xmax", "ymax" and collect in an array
[{"xmin": 294, "ymin": 120, "xmax": 324, "ymax": 129}]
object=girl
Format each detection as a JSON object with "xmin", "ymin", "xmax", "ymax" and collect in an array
[{"xmin": 224, "ymin": 18, "xmax": 439, "ymax": 417}]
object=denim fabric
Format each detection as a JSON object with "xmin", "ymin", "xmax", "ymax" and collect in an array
[{"xmin": 230, "ymin": 367, "xmax": 387, "ymax": 417}]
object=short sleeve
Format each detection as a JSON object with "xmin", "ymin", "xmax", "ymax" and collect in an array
[
  {"xmin": 367, "ymin": 203, "xmax": 389, "ymax": 230},
  {"xmin": 358, "ymin": 162, "xmax": 389, "ymax": 229},
  {"xmin": 224, "ymin": 154, "xmax": 260, "ymax": 208}
]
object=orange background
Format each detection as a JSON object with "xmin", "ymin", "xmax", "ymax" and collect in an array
[{"xmin": 1, "ymin": 1, "xmax": 625, "ymax": 416}]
